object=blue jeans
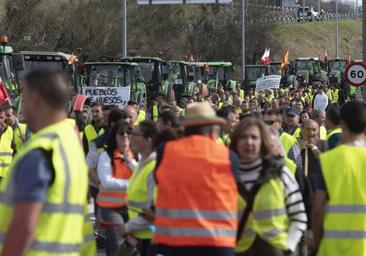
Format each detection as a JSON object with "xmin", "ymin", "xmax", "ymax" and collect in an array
[{"xmin": 100, "ymin": 207, "xmax": 128, "ymax": 256}]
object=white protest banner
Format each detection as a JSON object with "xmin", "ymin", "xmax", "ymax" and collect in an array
[
  {"xmin": 255, "ymin": 75, "xmax": 281, "ymax": 92},
  {"xmin": 82, "ymin": 86, "xmax": 130, "ymax": 109}
]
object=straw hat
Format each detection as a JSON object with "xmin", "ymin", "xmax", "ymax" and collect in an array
[{"xmin": 180, "ymin": 102, "xmax": 226, "ymax": 127}]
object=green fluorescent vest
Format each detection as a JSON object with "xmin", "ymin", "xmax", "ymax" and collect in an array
[
  {"xmin": 0, "ymin": 120, "xmax": 89, "ymax": 256},
  {"xmin": 325, "ymin": 127, "xmax": 342, "ymax": 141},
  {"xmin": 13, "ymin": 123, "xmax": 27, "ymax": 152},
  {"xmin": 318, "ymin": 145, "xmax": 366, "ymax": 256},
  {"xmin": 127, "ymin": 158, "xmax": 156, "ymax": 239},
  {"xmin": 236, "ymin": 176, "xmax": 289, "ymax": 253},
  {"xmin": 0, "ymin": 126, "xmax": 14, "ymax": 178},
  {"xmin": 84, "ymin": 124, "xmax": 104, "ymax": 147},
  {"xmin": 279, "ymin": 132, "xmax": 297, "ymax": 157}
]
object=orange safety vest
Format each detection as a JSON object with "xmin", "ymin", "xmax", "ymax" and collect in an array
[
  {"xmin": 97, "ymin": 151, "xmax": 133, "ymax": 208},
  {"xmin": 154, "ymin": 135, "xmax": 238, "ymax": 248}
]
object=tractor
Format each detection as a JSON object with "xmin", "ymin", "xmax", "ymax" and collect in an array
[
  {"xmin": 121, "ymin": 57, "xmax": 174, "ymax": 106},
  {"xmin": 12, "ymin": 51, "xmax": 82, "ymax": 93},
  {"xmin": 293, "ymin": 58, "xmax": 326, "ymax": 86},
  {"xmin": 0, "ymin": 36, "xmax": 19, "ymax": 98},
  {"xmin": 242, "ymin": 65, "xmax": 269, "ymax": 91},
  {"xmin": 327, "ymin": 59, "xmax": 347, "ymax": 87},
  {"xmin": 269, "ymin": 61, "xmax": 295, "ymax": 88},
  {"xmin": 203, "ymin": 62, "xmax": 237, "ymax": 92},
  {"xmin": 81, "ymin": 62, "xmax": 147, "ymax": 105}
]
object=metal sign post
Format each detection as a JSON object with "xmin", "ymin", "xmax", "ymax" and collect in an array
[
  {"xmin": 335, "ymin": 0, "xmax": 339, "ymax": 59},
  {"xmin": 241, "ymin": 0, "xmax": 245, "ymax": 81},
  {"xmin": 121, "ymin": 0, "xmax": 127, "ymax": 58}
]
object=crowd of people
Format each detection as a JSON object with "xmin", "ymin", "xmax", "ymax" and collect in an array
[{"xmin": 0, "ymin": 68, "xmax": 365, "ymax": 256}]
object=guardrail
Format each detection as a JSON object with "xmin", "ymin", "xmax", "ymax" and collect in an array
[{"xmin": 246, "ymin": 12, "xmax": 362, "ymax": 25}]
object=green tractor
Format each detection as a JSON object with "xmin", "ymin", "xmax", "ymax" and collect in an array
[
  {"xmin": 269, "ymin": 61, "xmax": 295, "ymax": 87},
  {"xmin": 169, "ymin": 61, "xmax": 208, "ymax": 102},
  {"xmin": 293, "ymin": 58, "xmax": 327, "ymax": 86},
  {"xmin": 81, "ymin": 62, "xmax": 146, "ymax": 105},
  {"xmin": 203, "ymin": 62, "xmax": 237, "ymax": 92},
  {"xmin": 327, "ymin": 59, "xmax": 347, "ymax": 87},
  {"xmin": 0, "ymin": 38, "xmax": 19, "ymax": 98},
  {"xmin": 12, "ymin": 51, "xmax": 82, "ymax": 93},
  {"xmin": 168, "ymin": 61, "xmax": 196, "ymax": 103},
  {"xmin": 242, "ymin": 65, "xmax": 269, "ymax": 91},
  {"xmin": 121, "ymin": 57, "xmax": 174, "ymax": 105}
]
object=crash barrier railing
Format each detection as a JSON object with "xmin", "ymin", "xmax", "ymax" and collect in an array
[{"xmin": 246, "ymin": 12, "xmax": 362, "ymax": 25}]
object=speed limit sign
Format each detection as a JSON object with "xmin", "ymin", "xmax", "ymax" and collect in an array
[{"xmin": 345, "ymin": 62, "xmax": 366, "ymax": 87}]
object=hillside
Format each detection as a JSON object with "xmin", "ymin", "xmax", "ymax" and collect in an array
[{"xmin": 264, "ymin": 19, "xmax": 362, "ymax": 62}]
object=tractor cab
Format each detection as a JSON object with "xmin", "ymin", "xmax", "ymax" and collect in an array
[
  {"xmin": 13, "ymin": 51, "xmax": 81, "ymax": 93},
  {"xmin": 327, "ymin": 59, "xmax": 347, "ymax": 87},
  {"xmin": 243, "ymin": 65, "xmax": 269, "ymax": 91},
  {"xmin": 0, "ymin": 36, "xmax": 18, "ymax": 97},
  {"xmin": 122, "ymin": 57, "xmax": 173, "ymax": 105},
  {"xmin": 269, "ymin": 61, "xmax": 295, "ymax": 87},
  {"xmin": 83, "ymin": 62, "xmax": 133, "ymax": 87},
  {"xmin": 203, "ymin": 62, "xmax": 236, "ymax": 91},
  {"xmin": 293, "ymin": 58, "xmax": 325, "ymax": 86},
  {"xmin": 82, "ymin": 62, "xmax": 146, "ymax": 105}
]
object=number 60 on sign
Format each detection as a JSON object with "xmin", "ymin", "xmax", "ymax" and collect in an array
[{"xmin": 345, "ymin": 62, "xmax": 366, "ymax": 87}]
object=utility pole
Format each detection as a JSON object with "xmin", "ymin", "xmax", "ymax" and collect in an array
[
  {"xmin": 318, "ymin": 0, "xmax": 320, "ymax": 12},
  {"xmin": 241, "ymin": 0, "xmax": 245, "ymax": 81},
  {"xmin": 121, "ymin": 0, "xmax": 127, "ymax": 58},
  {"xmin": 302, "ymin": 0, "xmax": 306, "ymax": 23},
  {"xmin": 335, "ymin": 0, "xmax": 339, "ymax": 58}
]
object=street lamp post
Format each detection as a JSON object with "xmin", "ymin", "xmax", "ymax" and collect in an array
[
  {"xmin": 121, "ymin": 0, "xmax": 127, "ymax": 58},
  {"xmin": 336, "ymin": 0, "xmax": 339, "ymax": 58},
  {"xmin": 241, "ymin": 0, "xmax": 245, "ymax": 81}
]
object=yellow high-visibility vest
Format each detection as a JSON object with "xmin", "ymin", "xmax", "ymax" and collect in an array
[
  {"xmin": 0, "ymin": 120, "xmax": 89, "ymax": 255},
  {"xmin": 318, "ymin": 145, "xmax": 366, "ymax": 256}
]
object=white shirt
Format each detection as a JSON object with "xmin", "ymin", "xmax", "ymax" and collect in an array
[
  {"xmin": 86, "ymin": 142, "xmax": 99, "ymax": 169},
  {"xmin": 313, "ymin": 92, "xmax": 328, "ymax": 112},
  {"xmin": 97, "ymin": 151, "xmax": 136, "ymax": 190}
]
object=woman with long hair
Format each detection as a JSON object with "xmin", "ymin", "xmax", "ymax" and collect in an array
[
  {"xmin": 231, "ymin": 118, "xmax": 307, "ymax": 256},
  {"xmin": 96, "ymin": 121, "xmax": 136, "ymax": 256}
]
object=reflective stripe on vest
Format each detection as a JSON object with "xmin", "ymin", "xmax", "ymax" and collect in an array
[
  {"xmin": 97, "ymin": 151, "xmax": 132, "ymax": 208},
  {"xmin": 156, "ymin": 208, "xmax": 237, "ymax": 220},
  {"xmin": 155, "ymin": 226, "xmax": 236, "ymax": 238},
  {"xmin": 0, "ymin": 233, "xmax": 81, "ymax": 253},
  {"xmin": 326, "ymin": 127, "xmax": 342, "ymax": 141},
  {"xmin": 154, "ymin": 135, "xmax": 238, "ymax": 247},
  {"xmin": 318, "ymin": 145, "xmax": 366, "ymax": 256},
  {"xmin": 0, "ymin": 120, "xmax": 88, "ymax": 256}
]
